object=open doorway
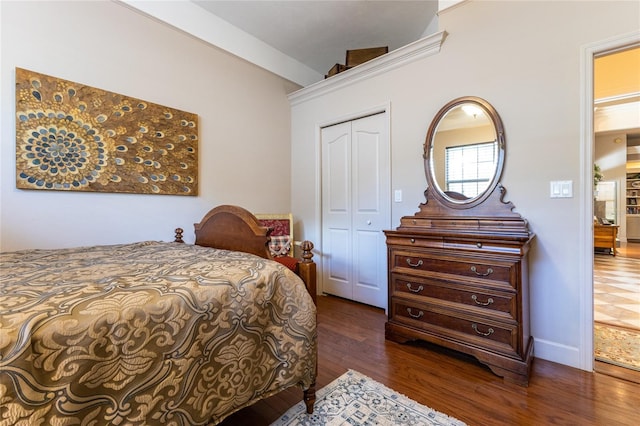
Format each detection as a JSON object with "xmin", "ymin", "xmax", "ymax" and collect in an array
[{"xmin": 592, "ymin": 45, "xmax": 640, "ymax": 379}]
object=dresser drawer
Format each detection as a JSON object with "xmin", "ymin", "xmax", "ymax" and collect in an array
[
  {"xmin": 391, "ymin": 274, "xmax": 516, "ymax": 320},
  {"xmin": 390, "ymin": 299, "xmax": 520, "ymax": 357},
  {"xmin": 386, "ymin": 233, "xmax": 527, "ymax": 256},
  {"xmin": 390, "ymin": 250, "xmax": 516, "ymax": 288}
]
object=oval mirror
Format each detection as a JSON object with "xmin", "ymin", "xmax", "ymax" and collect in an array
[{"xmin": 424, "ymin": 97, "xmax": 505, "ymax": 207}]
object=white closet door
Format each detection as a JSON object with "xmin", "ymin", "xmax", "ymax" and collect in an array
[
  {"xmin": 351, "ymin": 114, "xmax": 390, "ymax": 308},
  {"xmin": 321, "ymin": 121, "xmax": 352, "ymax": 300},
  {"xmin": 321, "ymin": 113, "xmax": 390, "ymax": 308}
]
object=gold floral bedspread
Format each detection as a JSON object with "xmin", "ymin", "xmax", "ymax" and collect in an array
[{"xmin": 0, "ymin": 241, "xmax": 316, "ymax": 425}]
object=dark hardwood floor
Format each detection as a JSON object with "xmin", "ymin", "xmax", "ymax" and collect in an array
[{"xmin": 221, "ymin": 295, "xmax": 639, "ymax": 425}]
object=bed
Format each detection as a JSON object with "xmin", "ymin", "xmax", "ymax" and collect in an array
[{"xmin": 0, "ymin": 205, "xmax": 317, "ymax": 425}]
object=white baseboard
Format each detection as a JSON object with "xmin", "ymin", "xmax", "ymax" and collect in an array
[{"xmin": 533, "ymin": 338, "xmax": 584, "ymax": 371}]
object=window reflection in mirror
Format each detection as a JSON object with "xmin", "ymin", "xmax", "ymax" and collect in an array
[
  {"xmin": 429, "ymin": 103, "xmax": 498, "ymax": 201},
  {"xmin": 445, "ymin": 141, "xmax": 497, "ymax": 198}
]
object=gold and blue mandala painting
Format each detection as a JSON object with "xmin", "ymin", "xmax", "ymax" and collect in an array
[{"xmin": 15, "ymin": 68, "xmax": 198, "ymax": 195}]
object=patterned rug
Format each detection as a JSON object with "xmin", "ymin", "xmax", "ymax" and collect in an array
[
  {"xmin": 594, "ymin": 322, "xmax": 640, "ymax": 371},
  {"xmin": 271, "ymin": 370, "xmax": 466, "ymax": 425}
]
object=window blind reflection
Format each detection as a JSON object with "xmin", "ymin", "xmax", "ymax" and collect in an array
[{"xmin": 445, "ymin": 141, "xmax": 496, "ymax": 198}]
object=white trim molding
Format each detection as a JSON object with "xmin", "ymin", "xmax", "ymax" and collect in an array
[
  {"xmin": 438, "ymin": 0, "xmax": 468, "ymax": 14},
  {"xmin": 288, "ymin": 31, "xmax": 447, "ymax": 106},
  {"xmin": 594, "ymin": 101, "xmax": 640, "ymax": 133}
]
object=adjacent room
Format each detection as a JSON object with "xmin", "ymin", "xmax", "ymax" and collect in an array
[
  {"xmin": 593, "ymin": 46, "xmax": 640, "ymax": 381},
  {"xmin": 1, "ymin": 1, "xmax": 638, "ymax": 425}
]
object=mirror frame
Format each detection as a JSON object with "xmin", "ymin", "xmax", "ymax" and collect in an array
[{"xmin": 424, "ymin": 96, "xmax": 505, "ymax": 209}]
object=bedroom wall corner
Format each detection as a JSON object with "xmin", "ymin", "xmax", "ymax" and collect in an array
[{"xmin": 0, "ymin": 0, "xmax": 299, "ymax": 251}]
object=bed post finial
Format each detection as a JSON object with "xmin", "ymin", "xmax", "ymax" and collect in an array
[
  {"xmin": 298, "ymin": 240, "xmax": 317, "ymax": 305},
  {"xmin": 300, "ymin": 240, "xmax": 314, "ymax": 263},
  {"xmin": 174, "ymin": 228, "xmax": 184, "ymax": 243}
]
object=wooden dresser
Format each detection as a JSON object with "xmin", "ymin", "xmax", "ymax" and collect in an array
[
  {"xmin": 593, "ymin": 224, "xmax": 618, "ymax": 256},
  {"xmin": 384, "ymin": 201, "xmax": 534, "ymax": 385},
  {"xmin": 386, "ymin": 96, "xmax": 535, "ymax": 386}
]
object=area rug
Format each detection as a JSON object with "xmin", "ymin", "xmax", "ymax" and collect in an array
[
  {"xmin": 271, "ymin": 370, "xmax": 466, "ymax": 425},
  {"xmin": 594, "ymin": 322, "xmax": 640, "ymax": 371}
]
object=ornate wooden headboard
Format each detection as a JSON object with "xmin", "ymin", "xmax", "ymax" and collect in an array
[
  {"xmin": 174, "ymin": 205, "xmax": 317, "ymax": 304},
  {"xmin": 193, "ymin": 205, "xmax": 272, "ymax": 259}
]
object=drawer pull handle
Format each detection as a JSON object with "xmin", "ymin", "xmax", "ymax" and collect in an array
[
  {"xmin": 406, "ymin": 283, "xmax": 424, "ymax": 293},
  {"xmin": 406, "ymin": 308, "xmax": 424, "ymax": 319},
  {"xmin": 470, "ymin": 266, "xmax": 493, "ymax": 277},
  {"xmin": 472, "ymin": 323, "xmax": 494, "ymax": 336},
  {"xmin": 471, "ymin": 294, "xmax": 494, "ymax": 306},
  {"xmin": 406, "ymin": 258, "xmax": 424, "ymax": 268}
]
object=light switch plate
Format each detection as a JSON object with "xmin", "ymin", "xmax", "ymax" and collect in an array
[
  {"xmin": 550, "ymin": 180, "xmax": 573, "ymax": 198},
  {"xmin": 394, "ymin": 190, "xmax": 402, "ymax": 202}
]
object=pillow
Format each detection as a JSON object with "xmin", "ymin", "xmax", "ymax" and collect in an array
[
  {"xmin": 273, "ymin": 255, "xmax": 298, "ymax": 272},
  {"xmin": 259, "ymin": 218, "xmax": 291, "ymax": 237},
  {"xmin": 268, "ymin": 235, "xmax": 292, "ymax": 257}
]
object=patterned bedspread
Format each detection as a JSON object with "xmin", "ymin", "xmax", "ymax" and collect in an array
[{"xmin": 0, "ymin": 241, "xmax": 317, "ymax": 425}]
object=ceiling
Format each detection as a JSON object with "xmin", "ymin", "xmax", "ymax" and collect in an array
[
  {"xmin": 193, "ymin": 1, "xmax": 439, "ymax": 77},
  {"xmin": 594, "ymin": 47, "xmax": 640, "ymax": 145},
  {"xmin": 594, "ymin": 47, "xmax": 640, "ymax": 102}
]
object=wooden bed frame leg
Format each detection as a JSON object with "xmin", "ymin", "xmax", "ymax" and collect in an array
[
  {"xmin": 303, "ymin": 383, "xmax": 316, "ymax": 414},
  {"xmin": 300, "ymin": 240, "xmax": 317, "ymax": 415}
]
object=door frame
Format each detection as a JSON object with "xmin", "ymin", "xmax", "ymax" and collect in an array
[
  {"xmin": 579, "ymin": 30, "xmax": 640, "ymax": 371},
  {"xmin": 315, "ymin": 103, "xmax": 392, "ymax": 300}
]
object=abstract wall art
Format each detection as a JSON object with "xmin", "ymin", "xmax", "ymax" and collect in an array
[{"xmin": 15, "ymin": 68, "xmax": 198, "ymax": 195}]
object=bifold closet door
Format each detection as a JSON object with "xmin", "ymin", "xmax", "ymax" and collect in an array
[{"xmin": 321, "ymin": 113, "xmax": 390, "ymax": 309}]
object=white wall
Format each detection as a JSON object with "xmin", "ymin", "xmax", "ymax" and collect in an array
[
  {"xmin": 290, "ymin": 0, "xmax": 640, "ymax": 369},
  {"xmin": 0, "ymin": 1, "xmax": 300, "ymax": 251}
]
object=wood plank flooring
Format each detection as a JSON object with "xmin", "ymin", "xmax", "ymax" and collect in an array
[
  {"xmin": 616, "ymin": 241, "xmax": 640, "ymax": 259},
  {"xmin": 594, "ymin": 252, "xmax": 640, "ymax": 329},
  {"xmin": 221, "ymin": 295, "xmax": 639, "ymax": 425}
]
